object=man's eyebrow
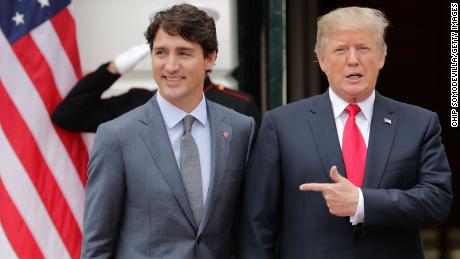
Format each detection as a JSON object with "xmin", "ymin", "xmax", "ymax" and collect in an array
[
  {"xmin": 152, "ymin": 46, "xmax": 195, "ymax": 51},
  {"xmin": 177, "ymin": 47, "xmax": 195, "ymax": 51},
  {"xmin": 331, "ymin": 43, "xmax": 347, "ymax": 48}
]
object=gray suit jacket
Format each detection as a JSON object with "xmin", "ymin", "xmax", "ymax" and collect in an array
[
  {"xmin": 81, "ymin": 95, "xmax": 256, "ymax": 259},
  {"xmin": 238, "ymin": 91, "xmax": 452, "ymax": 259}
]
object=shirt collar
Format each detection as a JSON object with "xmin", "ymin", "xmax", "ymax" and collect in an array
[
  {"xmin": 156, "ymin": 92, "xmax": 208, "ymax": 130},
  {"xmin": 328, "ymin": 87, "xmax": 375, "ymax": 120}
]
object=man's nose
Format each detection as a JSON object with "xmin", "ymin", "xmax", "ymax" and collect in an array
[
  {"xmin": 346, "ymin": 49, "xmax": 359, "ymax": 66},
  {"xmin": 165, "ymin": 56, "xmax": 180, "ymax": 72}
]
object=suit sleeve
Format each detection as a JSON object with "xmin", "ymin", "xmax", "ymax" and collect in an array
[
  {"xmin": 81, "ymin": 123, "xmax": 125, "ymax": 258},
  {"xmin": 51, "ymin": 63, "xmax": 152, "ymax": 132},
  {"xmin": 238, "ymin": 112, "xmax": 281, "ymax": 259},
  {"xmin": 363, "ymin": 112, "xmax": 452, "ymax": 229},
  {"xmin": 245, "ymin": 117, "xmax": 257, "ymax": 164},
  {"xmin": 230, "ymin": 117, "xmax": 257, "ymax": 259}
]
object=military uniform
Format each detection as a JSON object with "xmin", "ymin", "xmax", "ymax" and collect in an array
[{"xmin": 52, "ymin": 63, "xmax": 261, "ymax": 132}]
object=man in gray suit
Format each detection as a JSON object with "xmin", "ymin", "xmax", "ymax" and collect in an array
[
  {"xmin": 238, "ymin": 7, "xmax": 452, "ymax": 259},
  {"xmin": 81, "ymin": 4, "xmax": 255, "ymax": 258}
]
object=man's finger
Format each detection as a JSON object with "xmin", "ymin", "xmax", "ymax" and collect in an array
[
  {"xmin": 329, "ymin": 166, "xmax": 343, "ymax": 183},
  {"xmin": 299, "ymin": 183, "xmax": 330, "ymax": 192}
]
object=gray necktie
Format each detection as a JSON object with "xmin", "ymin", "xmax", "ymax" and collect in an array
[{"xmin": 180, "ymin": 115, "xmax": 203, "ymax": 226}]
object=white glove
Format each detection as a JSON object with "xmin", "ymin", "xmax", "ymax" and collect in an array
[{"xmin": 113, "ymin": 44, "xmax": 150, "ymax": 75}]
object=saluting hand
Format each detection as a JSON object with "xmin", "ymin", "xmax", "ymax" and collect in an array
[{"xmin": 299, "ymin": 166, "xmax": 359, "ymax": 217}]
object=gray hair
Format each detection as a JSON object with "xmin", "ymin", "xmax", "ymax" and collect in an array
[{"xmin": 315, "ymin": 7, "xmax": 389, "ymax": 57}]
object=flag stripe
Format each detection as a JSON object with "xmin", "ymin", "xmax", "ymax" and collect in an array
[
  {"xmin": 12, "ymin": 35, "xmax": 61, "ymax": 111},
  {"xmin": 1, "ymin": 2, "xmax": 87, "ymax": 257},
  {"xmin": 11, "ymin": 35, "xmax": 88, "ymax": 185},
  {"xmin": 0, "ymin": 223, "xmax": 18, "ymax": 259},
  {"xmin": 0, "ymin": 177, "xmax": 44, "ymax": 259},
  {"xmin": 0, "ymin": 223, "xmax": 19, "ymax": 259},
  {"xmin": 82, "ymin": 133, "xmax": 95, "ymax": 152},
  {"xmin": 0, "ymin": 125, "xmax": 71, "ymax": 259},
  {"xmin": 0, "ymin": 83, "xmax": 81, "ymax": 259},
  {"xmin": 29, "ymin": 20, "xmax": 89, "ymax": 183},
  {"xmin": 0, "ymin": 30, "xmax": 85, "ymax": 230},
  {"xmin": 31, "ymin": 20, "xmax": 78, "ymax": 98},
  {"xmin": 67, "ymin": 3, "xmax": 76, "ymax": 19},
  {"xmin": 50, "ymin": 8, "xmax": 82, "ymax": 79}
]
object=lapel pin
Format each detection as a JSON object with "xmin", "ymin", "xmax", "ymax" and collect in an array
[
  {"xmin": 384, "ymin": 118, "xmax": 392, "ymax": 125},
  {"xmin": 223, "ymin": 131, "xmax": 229, "ymax": 138}
]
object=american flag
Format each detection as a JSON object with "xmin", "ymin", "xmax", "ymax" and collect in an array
[{"xmin": 0, "ymin": 0, "xmax": 88, "ymax": 258}]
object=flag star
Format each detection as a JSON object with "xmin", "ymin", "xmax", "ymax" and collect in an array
[
  {"xmin": 12, "ymin": 12, "xmax": 25, "ymax": 26},
  {"xmin": 37, "ymin": 0, "xmax": 50, "ymax": 8}
]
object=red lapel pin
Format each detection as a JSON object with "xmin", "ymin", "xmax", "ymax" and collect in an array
[{"xmin": 223, "ymin": 131, "xmax": 229, "ymax": 138}]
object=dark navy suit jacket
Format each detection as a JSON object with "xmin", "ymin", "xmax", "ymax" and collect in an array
[{"xmin": 238, "ymin": 91, "xmax": 452, "ymax": 259}]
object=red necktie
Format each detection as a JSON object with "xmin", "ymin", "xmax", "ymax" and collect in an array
[{"xmin": 342, "ymin": 104, "xmax": 367, "ymax": 187}]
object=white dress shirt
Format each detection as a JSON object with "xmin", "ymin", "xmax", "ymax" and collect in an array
[
  {"xmin": 328, "ymin": 87, "xmax": 375, "ymax": 225},
  {"xmin": 156, "ymin": 93, "xmax": 211, "ymax": 206}
]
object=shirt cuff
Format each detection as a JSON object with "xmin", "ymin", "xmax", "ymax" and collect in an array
[{"xmin": 350, "ymin": 187, "xmax": 365, "ymax": 225}]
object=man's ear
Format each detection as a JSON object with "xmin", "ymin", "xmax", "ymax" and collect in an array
[
  {"xmin": 378, "ymin": 55, "xmax": 386, "ymax": 70},
  {"xmin": 205, "ymin": 51, "xmax": 217, "ymax": 70},
  {"xmin": 317, "ymin": 52, "xmax": 328, "ymax": 73}
]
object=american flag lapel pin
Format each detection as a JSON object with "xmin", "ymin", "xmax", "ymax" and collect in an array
[
  {"xmin": 223, "ymin": 131, "xmax": 229, "ymax": 138},
  {"xmin": 384, "ymin": 117, "xmax": 392, "ymax": 125}
]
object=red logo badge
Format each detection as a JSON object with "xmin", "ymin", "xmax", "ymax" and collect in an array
[{"xmin": 223, "ymin": 131, "xmax": 229, "ymax": 138}]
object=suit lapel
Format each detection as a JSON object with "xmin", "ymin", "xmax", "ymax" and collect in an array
[
  {"xmin": 306, "ymin": 92, "xmax": 346, "ymax": 181},
  {"xmin": 137, "ymin": 96, "xmax": 198, "ymax": 229},
  {"xmin": 198, "ymin": 101, "xmax": 231, "ymax": 235},
  {"xmin": 363, "ymin": 92, "xmax": 397, "ymax": 188}
]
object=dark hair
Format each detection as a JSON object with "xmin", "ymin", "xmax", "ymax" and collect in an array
[{"xmin": 144, "ymin": 4, "xmax": 218, "ymax": 57}]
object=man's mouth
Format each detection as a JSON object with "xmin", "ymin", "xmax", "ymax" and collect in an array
[
  {"xmin": 346, "ymin": 73, "xmax": 363, "ymax": 80},
  {"xmin": 163, "ymin": 76, "xmax": 185, "ymax": 81}
]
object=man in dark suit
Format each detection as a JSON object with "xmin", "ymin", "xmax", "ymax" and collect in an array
[
  {"xmin": 238, "ymin": 6, "xmax": 452, "ymax": 259},
  {"xmin": 81, "ymin": 4, "xmax": 255, "ymax": 258}
]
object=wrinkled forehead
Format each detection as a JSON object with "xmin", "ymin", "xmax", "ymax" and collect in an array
[
  {"xmin": 318, "ymin": 29, "xmax": 385, "ymax": 58},
  {"xmin": 324, "ymin": 29, "xmax": 379, "ymax": 46}
]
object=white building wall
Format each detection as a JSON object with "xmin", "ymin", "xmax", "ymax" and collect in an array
[{"xmin": 72, "ymin": 0, "xmax": 239, "ymax": 98}]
